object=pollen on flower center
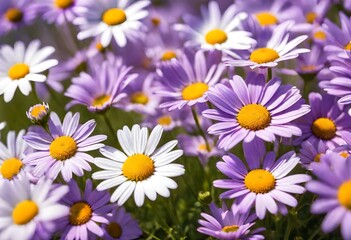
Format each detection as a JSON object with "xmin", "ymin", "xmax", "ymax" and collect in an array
[
  {"xmin": 131, "ymin": 92, "xmax": 149, "ymax": 105},
  {"xmin": 151, "ymin": 17, "xmax": 161, "ymax": 26},
  {"xmin": 102, "ymin": 8, "xmax": 127, "ymax": 26},
  {"xmin": 301, "ymin": 65, "xmax": 316, "ymax": 72},
  {"xmin": 198, "ymin": 143, "xmax": 210, "ymax": 152},
  {"xmin": 31, "ymin": 105, "xmax": 47, "ymax": 118},
  {"xmin": 161, "ymin": 51, "xmax": 177, "ymax": 61},
  {"xmin": 340, "ymin": 151, "xmax": 350, "ymax": 158},
  {"xmin": 345, "ymin": 42, "xmax": 351, "ymax": 51},
  {"xmin": 106, "ymin": 222, "xmax": 123, "ymax": 238},
  {"xmin": 1, "ymin": 158, "xmax": 23, "ymax": 180},
  {"xmin": 250, "ymin": 48, "xmax": 279, "ymax": 64},
  {"xmin": 50, "ymin": 136, "xmax": 78, "ymax": 161},
  {"xmin": 8, "ymin": 63, "xmax": 30, "ymax": 80},
  {"xmin": 311, "ymin": 117, "xmax": 336, "ymax": 140},
  {"xmin": 314, "ymin": 153, "xmax": 323, "ymax": 162},
  {"xmin": 237, "ymin": 104, "xmax": 271, "ymax": 131},
  {"xmin": 92, "ymin": 94, "xmax": 111, "ymax": 107},
  {"xmin": 54, "ymin": 0, "xmax": 74, "ymax": 9},
  {"xmin": 222, "ymin": 225, "xmax": 239, "ymax": 233},
  {"xmin": 255, "ymin": 12, "xmax": 278, "ymax": 26},
  {"xmin": 337, "ymin": 180, "xmax": 351, "ymax": 209},
  {"xmin": 69, "ymin": 202, "xmax": 92, "ymax": 225},
  {"xmin": 5, "ymin": 8, "xmax": 23, "ymax": 23},
  {"xmin": 182, "ymin": 82, "xmax": 209, "ymax": 100},
  {"xmin": 306, "ymin": 12, "xmax": 317, "ymax": 24},
  {"xmin": 12, "ymin": 200, "xmax": 39, "ymax": 225},
  {"xmin": 313, "ymin": 31, "xmax": 326, "ymax": 40},
  {"xmin": 245, "ymin": 169, "xmax": 275, "ymax": 194},
  {"xmin": 158, "ymin": 115, "xmax": 172, "ymax": 126},
  {"xmin": 122, "ymin": 154, "xmax": 155, "ymax": 181},
  {"xmin": 205, "ymin": 29, "xmax": 228, "ymax": 45}
]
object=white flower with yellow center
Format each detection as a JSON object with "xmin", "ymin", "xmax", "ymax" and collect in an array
[
  {"xmin": 0, "ymin": 175, "xmax": 69, "ymax": 240},
  {"xmin": 93, "ymin": 124, "xmax": 184, "ymax": 207},
  {"xmin": 0, "ymin": 130, "xmax": 30, "ymax": 182},
  {"xmin": 0, "ymin": 40, "xmax": 58, "ymax": 102},
  {"xmin": 74, "ymin": 0, "xmax": 150, "ymax": 47},
  {"xmin": 174, "ymin": 1, "xmax": 255, "ymax": 57}
]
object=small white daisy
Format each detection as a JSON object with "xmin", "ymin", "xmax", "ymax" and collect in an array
[
  {"xmin": 0, "ymin": 130, "xmax": 31, "ymax": 182},
  {"xmin": 93, "ymin": 124, "xmax": 185, "ymax": 207},
  {"xmin": 0, "ymin": 175, "xmax": 69, "ymax": 240},
  {"xmin": 174, "ymin": 1, "xmax": 255, "ymax": 57},
  {"xmin": 74, "ymin": 0, "xmax": 150, "ymax": 47},
  {"xmin": 0, "ymin": 40, "xmax": 58, "ymax": 102},
  {"xmin": 225, "ymin": 21, "xmax": 310, "ymax": 69}
]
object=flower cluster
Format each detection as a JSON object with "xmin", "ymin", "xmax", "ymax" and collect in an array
[{"xmin": 1, "ymin": 0, "xmax": 351, "ymax": 239}]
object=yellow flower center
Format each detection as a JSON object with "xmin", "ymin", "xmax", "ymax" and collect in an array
[
  {"xmin": 306, "ymin": 12, "xmax": 317, "ymax": 24},
  {"xmin": 102, "ymin": 8, "xmax": 127, "ymax": 26},
  {"xmin": 198, "ymin": 143, "xmax": 209, "ymax": 152},
  {"xmin": 54, "ymin": 0, "xmax": 74, "ymax": 9},
  {"xmin": 106, "ymin": 222, "xmax": 123, "ymax": 238},
  {"xmin": 237, "ymin": 104, "xmax": 271, "ymax": 131},
  {"xmin": 255, "ymin": 12, "xmax": 278, "ymax": 26},
  {"xmin": 311, "ymin": 118, "xmax": 336, "ymax": 140},
  {"xmin": 301, "ymin": 65, "xmax": 316, "ymax": 72},
  {"xmin": 95, "ymin": 42, "xmax": 105, "ymax": 52},
  {"xmin": 205, "ymin": 29, "xmax": 228, "ymax": 45},
  {"xmin": 5, "ymin": 8, "xmax": 23, "ymax": 23},
  {"xmin": 245, "ymin": 169, "xmax": 275, "ymax": 194},
  {"xmin": 250, "ymin": 48, "xmax": 280, "ymax": 64},
  {"xmin": 313, "ymin": 31, "xmax": 326, "ymax": 40},
  {"xmin": 182, "ymin": 82, "xmax": 209, "ymax": 100},
  {"xmin": 8, "ymin": 63, "xmax": 30, "ymax": 80},
  {"xmin": 31, "ymin": 105, "xmax": 47, "ymax": 118},
  {"xmin": 222, "ymin": 225, "xmax": 239, "ymax": 233},
  {"xmin": 337, "ymin": 180, "xmax": 351, "ymax": 209},
  {"xmin": 157, "ymin": 116, "xmax": 172, "ymax": 126},
  {"xmin": 122, "ymin": 154, "xmax": 154, "ymax": 181},
  {"xmin": 340, "ymin": 152, "xmax": 350, "ymax": 158},
  {"xmin": 345, "ymin": 42, "xmax": 351, "ymax": 51},
  {"xmin": 0, "ymin": 158, "xmax": 23, "ymax": 180},
  {"xmin": 12, "ymin": 200, "xmax": 39, "ymax": 225},
  {"xmin": 161, "ymin": 51, "xmax": 177, "ymax": 61},
  {"xmin": 69, "ymin": 202, "xmax": 92, "ymax": 225},
  {"xmin": 314, "ymin": 153, "xmax": 323, "ymax": 162},
  {"xmin": 49, "ymin": 136, "xmax": 78, "ymax": 161},
  {"xmin": 92, "ymin": 94, "xmax": 111, "ymax": 108},
  {"xmin": 151, "ymin": 17, "xmax": 161, "ymax": 26},
  {"xmin": 130, "ymin": 92, "xmax": 149, "ymax": 105}
]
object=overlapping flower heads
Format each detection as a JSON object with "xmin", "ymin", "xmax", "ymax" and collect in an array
[{"xmin": 2, "ymin": 0, "xmax": 351, "ymax": 239}]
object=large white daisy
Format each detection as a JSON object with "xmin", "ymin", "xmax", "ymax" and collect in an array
[
  {"xmin": 74, "ymin": 0, "xmax": 150, "ymax": 47},
  {"xmin": 92, "ymin": 124, "xmax": 185, "ymax": 207},
  {"xmin": 0, "ymin": 40, "xmax": 58, "ymax": 102}
]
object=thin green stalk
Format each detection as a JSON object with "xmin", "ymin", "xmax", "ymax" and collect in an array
[
  {"xmin": 191, "ymin": 107, "xmax": 210, "ymax": 151},
  {"xmin": 102, "ymin": 112, "xmax": 118, "ymax": 144},
  {"xmin": 31, "ymin": 84, "xmax": 41, "ymax": 103}
]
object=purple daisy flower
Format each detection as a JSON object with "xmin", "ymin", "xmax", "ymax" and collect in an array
[
  {"xmin": 0, "ymin": 174, "xmax": 69, "ymax": 240},
  {"xmin": 102, "ymin": 207, "xmax": 142, "ymax": 240},
  {"xmin": 202, "ymin": 72, "xmax": 310, "ymax": 150},
  {"xmin": 299, "ymin": 139, "xmax": 329, "ymax": 169},
  {"xmin": 0, "ymin": 0, "xmax": 37, "ymax": 35},
  {"xmin": 57, "ymin": 179, "xmax": 113, "ymax": 240},
  {"xmin": 65, "ymin": 54, "xmax": 137, "ymax": 112},
  {"xmin": 23, "ymin": 112, "xmax": 107, "ymax": 182},
  {"xmin": 156, "ymin": 49, "xmax": 225, "ymax": 111},
  {"xmin": 293, "ymin": 92, "xmax": 351, "ymax": 149},
  {"xmin": 198, "ymin": 202, "xmax": 264, "ymax": 240},
  {"xmin": 34, "ymin": 0, "xmax": 83, "ymax": 25},
  {"xmin": 225, "ymin": 21, "xmax": 310, "ymax": 69},
  {"xmin": 177, "ymin": 134, "xmax": 224, "ymax": 165},
  {"xmin": 214, "ymin": 140, "xmax": 311, "ymax": 219},
  {"xmin": 306, "ymin": 155, "xmax": 351, "ymax": 239}
]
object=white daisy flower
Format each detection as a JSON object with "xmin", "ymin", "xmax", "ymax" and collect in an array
[
  {"xmin": 93, "ymin": 124, "xmax": 185, "ymax": 207},
  {"xmin": 174, "ymin": 1, "xmax": 256, "ymax": 57},
  {"xmin": 0, "ymin": 40, "xmax": 58, "ymax": 102},
  {"xmin": 74, "ymin": 0, "xmax": 150, "ymax": 47},
  {"xmin": 0, "ymin": 175, "xmax": 69, "ymax": 240}
]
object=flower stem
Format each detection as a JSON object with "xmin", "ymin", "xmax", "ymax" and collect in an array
[
  {"xmin": 191, "ymin": 107, "xmax": 210, "ymax": 152},
  {"xmin": 102, "ymin": 112, "xmax": 119, "ymax": 144},
  {"xmin": 31, "ymin": 84, "xmax": 41, "ymax": 103}
]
